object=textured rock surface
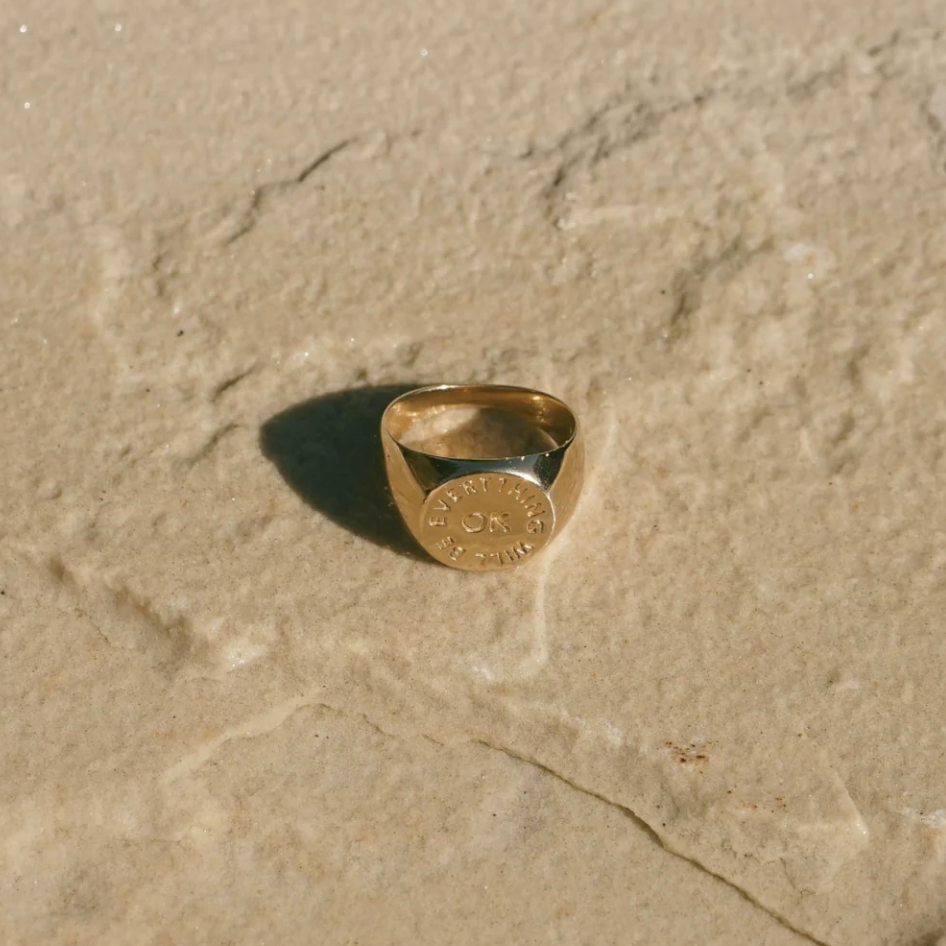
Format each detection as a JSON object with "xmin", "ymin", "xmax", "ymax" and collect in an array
[{"xmin": 3, "ymin": 1, "xmax": 946, "ymax": 943}]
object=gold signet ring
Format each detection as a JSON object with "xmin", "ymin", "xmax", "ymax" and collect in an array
[{"xmin": 381, "ymin": 384, "xmax": 584, "ymax": 571}]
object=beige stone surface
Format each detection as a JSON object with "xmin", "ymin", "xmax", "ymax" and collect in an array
[{"xmin": 3, "ymin": 1, "xmax": 946, "ymax": 943}]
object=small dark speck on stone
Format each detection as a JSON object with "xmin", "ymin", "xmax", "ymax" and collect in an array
[{"xmin": 177, "ymin": 330, "xmax": 184, "ymax": 337}]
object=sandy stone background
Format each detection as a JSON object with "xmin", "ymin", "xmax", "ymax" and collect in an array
[{"xmin": 3, "ymin": 1, "xmax": 946, "ymax": 944}]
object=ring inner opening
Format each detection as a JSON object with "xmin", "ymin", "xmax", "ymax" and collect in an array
[{"xmin": 386, "ymin": 387, "xmax": 575, "ymax": 460}]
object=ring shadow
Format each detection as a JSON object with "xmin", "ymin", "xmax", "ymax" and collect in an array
[{"xmin": 259, "ymin": 384, "xmax": 428, "ymax": 560}]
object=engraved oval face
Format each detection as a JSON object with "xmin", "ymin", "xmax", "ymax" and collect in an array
[{"xmin": 419, "ymin": 473, "xmax": 554, "ymax": 570}]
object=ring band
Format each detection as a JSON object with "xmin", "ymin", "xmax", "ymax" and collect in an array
[{"xmin": 381, "ymin": 384, "xmax": 584, "ymax": 571}]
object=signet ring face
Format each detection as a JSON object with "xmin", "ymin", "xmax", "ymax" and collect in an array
[{"xmin": 381, "ymin": 384, "xmax": 584, "ymax": 571}]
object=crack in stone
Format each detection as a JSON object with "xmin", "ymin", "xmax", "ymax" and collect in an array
[
  {"xmin": 925, "ymin": 85, "xmax": 946, "ymax": 175},
  {"xmin": 222, "ymin": 137, "xmax": 355, "ymax": 246},
  {"xmin": 161, "ymin": 687, "xmax": 831, "ymax": 946},
  {"xmin": 534, "ymin": 85, "xmax": 720, "ymax": 221},
  {"xmin": 866, "ymin": 29, "xmax": 904, "ymax": 60},
  {"xmin": 662, "ymin": 235, "xmax": 773, "ymax": 345},
  {"xmin": 531, "ymin": 28, "xmax": 935, "ymax": 228},
  {"xmin": 786, "ymin": 59, "xmax": 848, "ymax": 103},
  {"xmin": 211, "ymin": 363, "xmax": 258, "ymax": 403},
  {"xmin": 44, "ymin": 554, "xmax": 209, "ymax": 675},
  {"xmin": 469, "ymin": 736, "xmax": 832, "ymax": 946},
  {"xmin": 180, "ymin": 422, "xmax": 239, "ymax": 470}
]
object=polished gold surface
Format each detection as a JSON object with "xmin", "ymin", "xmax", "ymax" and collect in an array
[{"xmin": 381, "ymin": 385, "xmax": 584, "ymax": 570}]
